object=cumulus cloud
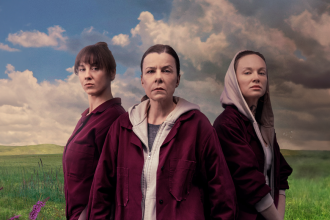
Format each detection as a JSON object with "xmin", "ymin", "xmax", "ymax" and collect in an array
[
  {"xmin": 0, "ymin": 43, "xmax": 20, "ymax": 52},
  {"xmin": 287, "ymin": 10, "xmax": 330, "ymax": 47},
  {"xmin": 7, "ymin": 25, "xmax": 67, "ymax": 50},
  {"xmin": 112, "ymin": 34, "xmax": 130, "ymax": 47},
  {"xmin": 1, "ymin": 0, "xmax": 329, "ymax": 150}
]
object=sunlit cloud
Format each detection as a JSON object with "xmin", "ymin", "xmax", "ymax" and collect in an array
[
  {"xmin": 7, "ymin": 25, "xmax": 67, "ymax": 50},
  {"xmin": 0, "ymin": 43, "xmax": 20, "ymax": 52}
]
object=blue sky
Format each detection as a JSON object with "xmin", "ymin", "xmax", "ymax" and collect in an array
[
  {"xmin": 0, "ymin": 0, "xmax": 329, "ymax": 150},
  {"xmin": 0, "ymin": 0, "xmax": 172, "ymax": 81}
]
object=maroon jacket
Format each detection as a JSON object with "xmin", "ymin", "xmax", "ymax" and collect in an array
[
  {"xmin": 62, "ymin": 98, "xmax": 125, "ymax": 220},
  {"xmin": 213, "ymin": 105, "xmax": 292, "ymax": 220},
  {"xmin": 87, "ymin": 110, "xmax": 237, "ymax": 220}
]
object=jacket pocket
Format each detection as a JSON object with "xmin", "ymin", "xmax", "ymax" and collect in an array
[
  {"xmin": 169, "ymin": 159, "xmax": 196, "ymax": 201},
  {"xmin": 66, "ymin": 143, "xmax": 95, "ymax": 180},
  {"xmin": 116, "ymin": 167, "xmax": 129, "ymax": 206}
]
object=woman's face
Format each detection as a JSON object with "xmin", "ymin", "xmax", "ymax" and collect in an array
[
  {"xmin": 78, "ymin": 62, "xmax": 111, "ymax": 97},
  {"xmin": 141, "ymin": 52, "xmax": 180, "ymax": 102},
  {"xmin": 236, "ymin": 54, "xmax": 267, "ymax": 106}
]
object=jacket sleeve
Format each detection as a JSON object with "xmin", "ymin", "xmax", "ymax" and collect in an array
[
  {"xmin": 213, "ymin": 121, "xmax": 271, "ymax": 207},
  {"xmin": 87, "ymin": 124, "xmax": 118, "ymax": 219},
  {"xmin": 201, "ymin": 128, "xmax": 237, "ymax": 220},
  {"xmin": 274, "ymin": 135, "xmax": 293, "ymax": 190}
]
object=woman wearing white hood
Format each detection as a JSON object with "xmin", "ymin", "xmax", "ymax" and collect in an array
[
  {"xmin": 213, "ymin": 50, "xmax": 292, "ymax": 220},
  {"xmin": 87, "ymin": 44, "xmax": 237, "ymax": 219}
]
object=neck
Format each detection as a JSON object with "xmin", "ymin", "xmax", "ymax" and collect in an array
[
  {"xmin": 148, "ymin": 97, "xmax": 176, "ymax": 125},
  {"xmin": 245, "ymin": 98, "xmax": 258, "ymax": 117},
  {"xmin": 87, "ymin": 87, "xmax": 113, "ymax": 114}
]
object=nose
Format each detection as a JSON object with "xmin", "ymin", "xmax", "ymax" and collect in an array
[
  {"xmin": 154, "ymin": 69, "xmax": 163, "ymax": 83},
  {"xmin": 252, "ymin": 71, "xmax": 260, "ymax": 83},
  {"xmin": 84, "ymin": 68, "xmax": 92, "ymax": 80}
]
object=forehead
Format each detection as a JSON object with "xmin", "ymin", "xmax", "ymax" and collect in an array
[
  {"xmin": 143, "ymin": 52, "xmax": 176, "ymax": 68},
  {"xmin": 236, "ymin": 54, "xmax": 266, "ymax": 69}
]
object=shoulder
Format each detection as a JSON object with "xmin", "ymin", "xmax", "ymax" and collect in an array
[
  {"xmin": 179, "ymin": 110, "xmax": 215, "ymax": 139},
  {"xmin": 213, "ymin": 105, "xmax": 248, "ymax": 130}
]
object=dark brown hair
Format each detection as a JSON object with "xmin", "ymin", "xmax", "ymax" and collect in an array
[
  {"xmin": 234, "ymin": 50, "xmax": 266, "ymax": 72},
  {"xmin": 74, "ymin": 42, "xmax": 116, "ymax": 75},
  {"xmin": 140, "ymin": 44, "xmax": 180, "ymax": 76}
]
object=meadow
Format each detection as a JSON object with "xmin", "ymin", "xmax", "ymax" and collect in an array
[{"xmin": 0, "ymin": 146, "xmax": 329, "ymax": 219}]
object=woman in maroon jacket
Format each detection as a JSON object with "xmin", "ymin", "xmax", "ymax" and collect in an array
[
  {"xmin": 213, "ymin": 50, "xmax": 292, "ymax": 220},
  {"xmin": 87, "ymin": 44, "xmax": 236, "ymax": 220},
  {"xmin": 62, "ymin": 42, "xmax": 125, "ymax": 220}
]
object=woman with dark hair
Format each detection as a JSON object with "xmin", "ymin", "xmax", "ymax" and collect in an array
[
  {"xmin": 62, "ymin": 42, "xmax": 125, "ymax": 220},
  {"xmin": 213, "ymin": 50, "xmax": 292, "ymax": 220},
  {"xmin": 87, "ymin": 44, "xmax": 237, "ymax": 220}
]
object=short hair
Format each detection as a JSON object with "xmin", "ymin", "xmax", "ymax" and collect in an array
[
  {"xmin": 234, "ymin": 50, "xmax": 266, "ymax": 72},
  {"xmin": 74, "ymin": 42, "xmax": 116, "ymax": 75},
  {"xmin": 140, "ymin": 44, "xmax": 180, "ymax": 76}
]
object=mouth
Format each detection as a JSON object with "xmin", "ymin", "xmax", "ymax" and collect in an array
[
  {"xmin": 250, "ymin": 85, "xmax": 261, "ymax": 89},
  {"xmin": 153, "ymin": 87, "xmax": 165, "ymax": 91},
  {"xmin": 85, "ymin": 83, "xmax": 94, "ymax": 87}
]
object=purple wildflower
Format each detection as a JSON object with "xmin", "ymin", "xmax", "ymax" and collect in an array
[
  {"xmin": 7, "ymin": 215, "xmax": 21, "ymax": 220},
  {"xmin": 0, "ymin": 186, "xmax": 3, "ymax": 190},
  {"xmin": 29, "ymin": 201, "xmax": 45, "ymax": 220}
]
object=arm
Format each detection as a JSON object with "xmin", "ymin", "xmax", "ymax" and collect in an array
[
  {"xmin": 277, "ymin": 194, "xmax": 286, "ymax": 219},
  {"xmin": 213, "ymin": 121, "xmax": 271, "ymax": 206},
  {"xmin": 260, "ymin": 204, "xmax": 282, "ymax": 220},
  {"xmin": 87, "ymin": 126, "xmax": 118, "ymax": 219},
  {"xmin": 202, "ymin": 129, "xmax": 237, "ymax": 219}
]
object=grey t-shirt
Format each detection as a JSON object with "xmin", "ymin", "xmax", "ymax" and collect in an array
[{"xmin": 147, "ymin": 123, "xmax": 161, "ymax": 152}]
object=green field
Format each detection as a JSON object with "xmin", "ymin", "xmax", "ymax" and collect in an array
[{"xmin": 0, "ymin": 146, "xmax": 329, "ymax": 219}]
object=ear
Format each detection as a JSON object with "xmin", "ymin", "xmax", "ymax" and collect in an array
[
  {"xmin": 110, "ymin": 70, "xmax": 116, "ymax": 81},
  {"xmin": 141, "ymin": 74, "xmax": 144, "ymax": 85},
  {"xmin": 175, "ymin": 74, "xmax": 181, "ymax": 88}
]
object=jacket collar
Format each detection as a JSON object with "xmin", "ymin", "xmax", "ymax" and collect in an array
[{"xmin": 81, "ymin": 98, "xmax": 122, "ymax": 117}]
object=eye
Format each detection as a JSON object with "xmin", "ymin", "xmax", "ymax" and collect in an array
[
  {"xmin": 244, "ymin": 71, "xmax": 251, "ymax": 75},
  {"xmin": 79, "ymin": 68, "xmax": 85, "ymax": 72},
  {"xmin": 259, "ymin": 72, "xmax": 266, "ymax": 75},
  {"xmin": 146, "ymin": 69, "xmax": 155, "ymax": 74},
  {"xmin": 91, "ymin": 67, "xmax": 99, "ymax": 71},
  {"xmin": 163, "ymin": 69, "xmax": 171, "ymax": 73}
]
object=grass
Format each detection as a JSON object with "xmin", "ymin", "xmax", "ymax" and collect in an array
[
  {"xmin": 283, "ymin": 150, "xmax": 330, "ymax": 220},
  {"xmin": 0, "ymin": 154, "xmax": 65, "ymax": 219},
  {"xmin": 0, "ymin": 146, "xmax": 329, "ymax": 219}
]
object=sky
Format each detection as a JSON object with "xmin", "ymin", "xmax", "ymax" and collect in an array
[{"xmin": 0, "ymin": 0, "xmax": 329, "ymax": 150}]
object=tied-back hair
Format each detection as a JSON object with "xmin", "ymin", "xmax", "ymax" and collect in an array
[
  {"xmin": 140, "ymin": 44, "xmax": 180, "ymax": 102},
  {"xmin": 140, "ymin": 44, "xmax": 180, "ymax": 76},
  {"xmin": 74, "ymin": 42, "xmax": 116, "ymax": 76}
]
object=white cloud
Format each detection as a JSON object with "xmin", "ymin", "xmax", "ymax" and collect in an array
[
  {"xmin": 0, "ymin": 43, "xmax": 20, "ymax": 52},
  {"xmin": 0, "ymin": 64, "xmax": 86, "ymax": 146},
  {"xmin": 66, "ymin": 66, "xmax": 74, "ymax": 73},
  {"xmin": 112, "ymin": 34, "xmax": 130, "ymax": 47},
  {"xmin": 7, "ymin": 25, "xmax": 67, "ymax": 50},
  {"xmin": 287, "ymin": 10, "xmax": 330, "ymax": 47}
]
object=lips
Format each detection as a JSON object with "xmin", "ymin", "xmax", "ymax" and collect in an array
[
  {"xmin": 85, "ymin": 83, "xmax": 94, "ymax": 87},
  {"xmin": 251, "ymin": 85, "xmax": 261, "ymax": 89},
  {"xmin": 153, "ymin": 87, "xmax": 165, "ymax": 91}
]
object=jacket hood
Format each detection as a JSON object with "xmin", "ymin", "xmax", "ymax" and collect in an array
[
  {"xmin": 128, "ymin": 96, "xmax": 200, "ymax": 126},
  {"xmin": 220, "ymin": 50, "xmax": 275, "ymax": 147},
  {"xmin": 127, "ymin": 96, "xmax": 200, "ymax": 148}
]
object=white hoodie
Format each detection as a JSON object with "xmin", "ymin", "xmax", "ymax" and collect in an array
[
  {"xmin": 220, "ymin": 50, "xmax": 279, "ymax": 212},
  {"xmin": 128, "ymin": 97, "xmax": 200, "ymax": 220}
]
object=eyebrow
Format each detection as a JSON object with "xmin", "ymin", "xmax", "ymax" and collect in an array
[
  {"xmin": 145, "ymin": 65, "xmax": 173, "ymax": 70},
  {"xmin": 241, "ymin": 67, "xmax": 267, "ymax": 71}
]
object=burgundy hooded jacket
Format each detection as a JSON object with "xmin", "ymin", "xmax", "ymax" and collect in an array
[
  {"xmin": 62, "ymin": 98, "xmax": 125, "ymax": 220},
  {"xmin": 87, "ymin": 103, "xmax": 237, "ymax": 220}
]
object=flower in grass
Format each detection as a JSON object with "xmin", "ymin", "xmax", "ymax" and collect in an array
[
  {"xmin": 29, "ymin": 197, "xmax": 50, "ymax": 220},
  {"xmin": 8, "ymin": 215, "xmax": 21, "ymax": 220}
]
